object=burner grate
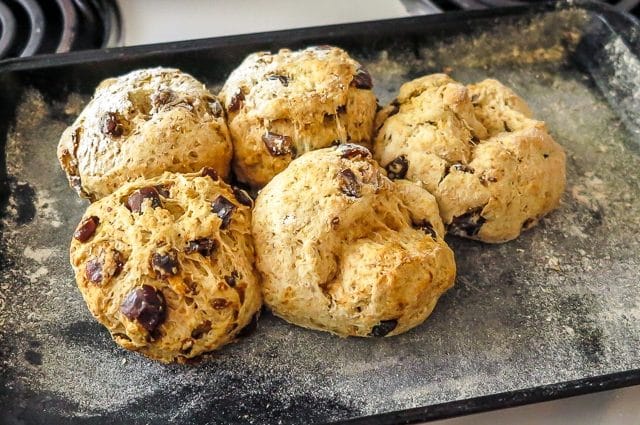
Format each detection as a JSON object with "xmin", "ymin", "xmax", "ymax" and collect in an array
[{"xmin": 0, "ymin": 0, "xmax": 121, "ymax": 61}]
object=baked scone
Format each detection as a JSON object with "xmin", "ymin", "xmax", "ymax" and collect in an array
[
  {"xmin": 69, "ymin": 170, "xmax": 261, "ymax": 363},
  {"xmin": 220, "ymin": 46, "xmax": 377, "ymax": 188},
  {"xmin": 467, "ymin": 78, "xmax": 544, "ymax": 137},
  {"xmin": 373, "ymin": 74, "xmax": 566, "ymax": 243},
  {"xmin": 252, "ymin": 144, "xmax": 456, "ymax": 337},
  {"xmin": 58, "ymin": 67, "xmax": 232, "ymax": 201}
]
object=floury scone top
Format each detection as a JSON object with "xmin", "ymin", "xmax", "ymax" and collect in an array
[
  {"xmin": 58, "ymin": 68, "xmax": 232, "ymax": 201},
  {"xmin": 374, "ymin": 74, "xmax": 566, "ymax": 243},
  {"xmin": 220, "ymin": 46, "xmax": 377, "ymax": 188},
  {"xmin": 252, "ymin": 145, "xmax": 456, "ymax": 338}
]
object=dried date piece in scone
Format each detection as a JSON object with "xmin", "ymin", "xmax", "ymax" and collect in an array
[
  {"xmin": 58, "ymin": 68, "xmax": 232, "ymax": 201},
  {"xmin": 252, "ymin": 144, "xmax": 456, "ymax": 337},
  {"xmin": 69, "ymin": 170, "xmax": 261, "ymax": 363},
  {"xmin": 220, "ymin": 46, "xmax": 377, "ymax": 188},
  {"xmin": 374, "ymin": 74, "xmax": 566, "ymax": 243}
]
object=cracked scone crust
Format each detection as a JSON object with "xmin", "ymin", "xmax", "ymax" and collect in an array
[
  {"xmin": 374, "ymin": 74, "xmax": 566, "ymax": 243},
  {"xmin": 252, "ymin": 144, "xmax": 456, "ymax": 337},
  {"xmin": 69, "ymin": 171, "xmax": 261, "ymax": 363},
  {"xmin": 220, "ymin": 46, "xmax": 377, "ymax": 188},
  {"xmin": 467, "ymin": 78, "xmax": 543, "ymax": 137},
  {"xmin": 58, "ymin": 67, "xmax": 232, "ymax": 201}
]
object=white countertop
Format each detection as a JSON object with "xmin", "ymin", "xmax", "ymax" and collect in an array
[
  {"xmin": 117, "ymin": 0, "xmax": 408, "ymax": 46},
  {"xmin": 436, "ymin": 385, "xmax": 640, "ymax": 425},
  {"xmin": 116, "ymin": 1, "xmax": 640, "ymax": 423}
]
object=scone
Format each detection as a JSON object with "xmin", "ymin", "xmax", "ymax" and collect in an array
[
  {"xmin": 467, "ymin": 78, "xmax": 544, "ymax": 137},
  {"xmin": 219, "ymin": 46, "xmax": 377, "ymax": 188},
  {"xmin": 252, "ymin": 144, "xmax": 456, "ymax": 337},
  {"xmin": 58, "ymin": 67, "xmax": 232, "ymax": 201},
  {"xmin": 373, "ymin": 74, "xmax": 566, "ymax": 243},
  {"xmin": 69, "ymin": 170, "xmax": 261, "ymax": 363}
]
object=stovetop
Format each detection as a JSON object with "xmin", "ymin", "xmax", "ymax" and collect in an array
[{"xmin": 0, "ymin": 0, "xmax": 637, "ymax": 61}]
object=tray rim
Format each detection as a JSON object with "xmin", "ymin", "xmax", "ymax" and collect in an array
[
  {"xmin": 1, "ymin": 1, "xmax": 639, "ymax": 424},
  {"xmin": 0, "ymin": 0, "xmax": 637, "ymax": 74},
  {"xmin": 333, "ymin": 369, "xmax": 640, "ymax": 424}
]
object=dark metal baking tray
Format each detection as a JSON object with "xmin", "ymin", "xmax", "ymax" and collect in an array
[{"xmin": 1, "ymin": 1, "xmax": 639, "ymax": 424}]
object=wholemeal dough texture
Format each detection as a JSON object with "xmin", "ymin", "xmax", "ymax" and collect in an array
[
  {"xmin": 467, "ymin": 78, "xmax": 544, "ymax": 137},
  {"xmin": 220, "ymin": 46, "xmax": 377, "ymax": 188},
  {"xmin": 373, "ymin": 74, "xmax": 566, "ymax": 243},
  {"xmin": 58, "ymin": 67, "xmax": 232, "ymax": 201},
  {"xmin": 252, "ymin": 144, "xmax": 456, "ymax": 337},
  {"xmin": 69, "ymin": 171, "xmax": 261, "ymax": 363}
]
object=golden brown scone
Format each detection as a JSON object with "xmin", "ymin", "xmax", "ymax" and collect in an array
[
  {"xmin": 219, "ymin": 46, "xmax": 377, "ymax": 188},
  {"xmin": 69, "ymin": 170, "xmax": 261, "ymax": 363},
  {"xmin": 373, "ymin": 74, "xmax": 566, "ymax": 243},
  {"xmin": 58, "ymin": 68, "xmax": 232, "ymax": 201},
  {"xmin": 252, "ymin": 144, "xmax": 456, "ymax": 337},
  {"xmin": 467, "ymin": 78, "xmax": 544, "ymax": 137}
]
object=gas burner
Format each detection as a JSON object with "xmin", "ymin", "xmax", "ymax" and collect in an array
[
  {"xmin": 0, "ymin": 0, "xmax": 121, "ymax": 60},
  {"xmin": 402, "ymin": 0, "xmax": 640, "ymax": 14}
]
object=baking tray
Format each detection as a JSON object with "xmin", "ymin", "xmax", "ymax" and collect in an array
[{"xmin": 1, "ymin": 1, "xmax": 639, "ymax": 424}]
